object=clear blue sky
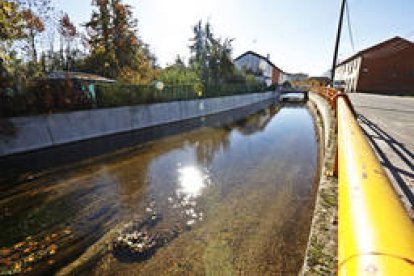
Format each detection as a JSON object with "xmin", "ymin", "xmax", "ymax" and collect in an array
[{"xmin": 58, "ymin": 0, "xmax": 414, "ymax": 76}]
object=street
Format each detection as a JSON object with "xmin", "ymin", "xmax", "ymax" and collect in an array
[{"xmin": 349, "ymin": 93, "xmax": 414, "ymax": 212}]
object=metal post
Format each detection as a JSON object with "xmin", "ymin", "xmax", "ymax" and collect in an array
[{"xmin": 331, "ymin": 0, "xmax": 347, "ymax": 82}]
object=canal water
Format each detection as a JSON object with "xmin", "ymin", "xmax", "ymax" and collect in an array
[{"xmin": 0, "ymin": 102, "xmax": 320, "ymax": 275}]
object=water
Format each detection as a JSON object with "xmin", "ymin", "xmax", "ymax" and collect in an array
[{"xmin": 0, "ymin": 102, "xmax": 319, "ymax": 275}]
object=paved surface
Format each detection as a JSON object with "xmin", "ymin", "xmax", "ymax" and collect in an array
[{"xmin": 349, "ymin": 93, "xmax": 414, "ymax": 212}]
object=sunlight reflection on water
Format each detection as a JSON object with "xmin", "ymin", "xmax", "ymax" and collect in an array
[{"xmin": 177, "ymin": 166, "xmax": 209, "ymax": 198}]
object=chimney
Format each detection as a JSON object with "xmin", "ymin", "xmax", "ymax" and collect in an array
[{"xmin": 267, "ymin": 54, "xmax": 270, "ymax": 60}]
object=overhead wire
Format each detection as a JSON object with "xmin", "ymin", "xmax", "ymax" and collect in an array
[{"xmin": 345, "ymin": 0, "xmax": 356, "ymax": 53}]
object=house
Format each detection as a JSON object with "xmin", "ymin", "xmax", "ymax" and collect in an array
[
  {"xmin": 234, "ymin": 51, "xmax": 283, "ymax": 86},
  {"xmin": 29, "ymin": 71, "xmax": 116, "ymax": 110},
  {"xmin": 279, "ymin": 72, "xmax": 309, "ymax": 87},
  {"xmin": 307, "ymin": 76, "xmax": 331, "ymax": 88},
  {"xmin": 334, "ymin": 36, "xmax": 414, "ymax": 94},
  {"xmin": 46, "ymin": 71, "xmax": 115, "ymax": 83}
]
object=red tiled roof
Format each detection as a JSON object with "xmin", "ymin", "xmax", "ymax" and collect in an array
[
  {"xmin": 234, "ymin": 51, "xmax": 284, "ymax": 72},
  {"xmin": 336, "ymin": 36, "xmax": 413, "ymax": 67}
]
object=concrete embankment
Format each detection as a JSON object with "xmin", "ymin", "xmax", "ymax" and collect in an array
[
  {"xmin": 302, "ymin": 92, "xmax": 338, "ymax": 275},
  {"xmin": 0, "ymin": 92, "xmax": 274, "ymax": 157}
]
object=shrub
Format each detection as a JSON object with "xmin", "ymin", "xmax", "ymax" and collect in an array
[{"xmin": 1, "ymin": 81, "xmax": 268, "ymax": 117}]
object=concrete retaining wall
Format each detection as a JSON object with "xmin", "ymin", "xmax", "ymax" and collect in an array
[
  {"xmin": 308, "ymin": 92, "xmax": 334, "ymax": 147},
  {"xmin": 302, "ymin": 92, "xmax": 338, "ymax": 274},
  {"xmin": 0, "ymin": 92, "xmax": 274, "ymax": 157}
]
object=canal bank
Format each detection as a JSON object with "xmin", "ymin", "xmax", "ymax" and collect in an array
[
  {"xmin": 0, "ymin": 100, "xmax": 321, "ymax": 275},
  {"xmin": 0, "ymin": 92, "xmax": 275, "ymax": 181},
  {"xmin": 0, "ymin": 92, "xmax": 275, "ymax": 157},
  {"xmin": 302, "ymin": 92, "xmax": 338, "ymax": 275}
]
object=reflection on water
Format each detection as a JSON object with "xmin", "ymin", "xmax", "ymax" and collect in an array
[
  {"xmin": 0, "ymin": 102, "xmax": 319, "ymax": 275},
  {"xmin": 177, "ymin": 166, "xmax": 209, "ymax": 198}
]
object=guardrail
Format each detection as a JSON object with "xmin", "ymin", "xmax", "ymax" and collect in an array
[{"xmin": 314, "ymin": 87, "xmax": 414, "ymax": 275}]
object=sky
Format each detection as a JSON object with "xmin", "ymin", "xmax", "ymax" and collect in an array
[{"xmin": 58, "ymin": 0, "xmax": 414, "ymax": 76}]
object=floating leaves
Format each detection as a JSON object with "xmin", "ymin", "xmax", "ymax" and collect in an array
[{"xmin": 0, "ymin": 227, "xmax": 73, "ymax": 274}]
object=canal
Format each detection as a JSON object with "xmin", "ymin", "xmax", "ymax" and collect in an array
[{"xmin": 0, "ymin": 101, "xmax": 320, "ymax": 275}]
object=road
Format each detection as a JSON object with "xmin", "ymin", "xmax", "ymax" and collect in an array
[{"xmin": 349, "ymin": 93, "xmax": 414, "ymax": 212}]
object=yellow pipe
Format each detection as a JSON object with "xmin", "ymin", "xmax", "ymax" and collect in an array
[{"xmin": 337, "ymin": 97, "xmax": 414, "ymax": 275}]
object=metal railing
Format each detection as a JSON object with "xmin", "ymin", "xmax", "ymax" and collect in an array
[{"xmin": 314, "ymin": 87, "xmax": 414, "ymax": 275}]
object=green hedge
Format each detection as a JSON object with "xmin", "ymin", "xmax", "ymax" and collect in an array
[
  {"xmin": 0, "ymin": 94, "xmax": 32, "ymax": 117},
  {"xmin": 95, "ymin": 82, "xmax": 266, "ymax": 108},
  {"xmin": 1, "ymin": 82, "xmax": 267, "ymax": 117},
  {"xmin": 204, "ymin": 83, "xmax": 266, "ymax": 98},
  {"xmin": 96, "ymin": 84, "xmax": 199, "ymax": 108}
]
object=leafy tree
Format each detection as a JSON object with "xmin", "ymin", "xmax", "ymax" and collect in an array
[
  {"xmin": 59, "ymin": 13, "xmax": 78, "ymax": 70},
  {"xmin": 1, "ymin": 1, "xmax": 48, "ymax": 90},
  {"xmin": 84, "ymin": 0, "xmax": 113, "ymax": 77},
  {"xmin": 188, "ymin": 20, "xmax": 235, "ymax": 85},
  {"xmin": 84, "ymin": 0, "xmax": 157, "ymax": 83},
  {"xmin": 0, "ymin": 1, "xmax": 25, "ymax": 90},
  {"xmin": 174, "ymin": 55, "xmax": 185, "ymax": 68},
  {"xmin": 189, "ymin": 20, "xmax": 209, "ymax": 83},
  {"xmin": 0, "ymin": 1, "xmax": 25, "ymax": 41},
  {"xmin": 21, "ymin": 9, "xmax": 44, "ymax": 61},
  {"xmin": 189, "ymin": 21, "xmax": 205, "ymax": 67},
  {"xmin": 17, "ymin": 0, "xmax": 53, "ymax": 62},
  {"xmin": 217, "ymin": 38, "xmax": 235, "ymax": 78},
  {"xmin": 160, "ymin": 66, "xmax": 200, "ymax": 85},
  {"xmin": 111, "ymin": 0, "xmax": 136, "ymax": 69}
]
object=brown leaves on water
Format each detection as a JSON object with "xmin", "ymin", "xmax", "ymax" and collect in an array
[
  {"xmin": 0, "ymin": 226, "xmax": 73, "ymax": 274},
  {"xmin": 48, "ymin": 244, "xmax": 58, "ymax": 255},
  {"xmin": 47, "ymin": 259, "xmax": 55, "ymax": 265},
  {"xmin": 0, "ymin": 248, "xmax": 12, "ymax": 257}
]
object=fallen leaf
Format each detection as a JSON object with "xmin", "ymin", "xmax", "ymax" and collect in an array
[
  {"xmin": 48, "ymin": 259, "xmax": 55, "ymax": 265},
  {"xmin": 0, "ymin": 248, "xmax": 11, "ymax": 257}
]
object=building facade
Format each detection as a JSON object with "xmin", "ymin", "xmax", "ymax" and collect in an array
[
  {"xmin": 279, "ymin": 72, "xmax": 309, "ymax": 86},
  {"xmin": 307, "ymin": 76, "xmax": 331, "ymax": 88},
  {"xmin": 335, "ymin": 37, "xmax": 414, "ymax": 94},
  {"xmin": 234, "ymin": 51, "xmax": 282, "ymax": 86}
]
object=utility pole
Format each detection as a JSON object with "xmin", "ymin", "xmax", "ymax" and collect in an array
[{"xmin": 331, "ymin": 0, "xmax": 347, "ymax": 82}]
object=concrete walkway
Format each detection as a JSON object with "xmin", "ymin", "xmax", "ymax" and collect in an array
[{"xmin": 349, "ymin": 93, "xmax": 414, "ymax": 213}]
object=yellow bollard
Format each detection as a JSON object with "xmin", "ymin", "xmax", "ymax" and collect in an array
[{"xmin": 337, "ymin": 97, "xmax": 414, "ymax": 275}]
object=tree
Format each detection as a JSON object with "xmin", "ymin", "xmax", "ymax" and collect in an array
[
  {"xmin": 189, "ymin": 20, "xmax": 209, "ymax": 83},
  {"xmin": 0, "ymin": 1, "xmax": 25, "ymax": 41},
  {"xmin": 20, "ymin": 9, "xmax": 44, "ymax": 62},
  {"xmin": 59, "ymin": 13, "xmax": 78, "ymax": 70},
  {"xmin": 84, "ymin": 0, "xmax": 113, "ymax": 77},
  {"xmin": 188, "ymin": 20, "xmax": 235, "ymax": 85},
  {"xmin": 174, "ymin": 55, "xmax": 185, "ymax": 68},
  {"xmin": 189, "ymin": 21, "xmax": 205, "ymax": 67},
  {"xmin": 112, "ymin": 0, "xmax": 136, "ymax": 69},
  {"xmin": 213, "ymin": 37, "xmax": 235, "ymax": 82},
  {"xmin": 160, "ymin": 65, "xmax": 200, "ymax": 85},
  {"xmin": 84, "ymin": 0, "xmax": 158, "ymax": 83},
  {"xmin": 17, "ymin": 0, "xmax": 53, "ymax": 62},
  {"xmin": 0, "ymin": 1, "xmax": 25, "ymax": 89}
]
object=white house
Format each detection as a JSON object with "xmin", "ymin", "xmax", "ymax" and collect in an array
[
  {"xmin": 279, "ymin": 72, "xmax": 308, "ymax": 85},
  {"xmin": 234, "ymin": 51, "xmax": 282, "ymax": 86}
]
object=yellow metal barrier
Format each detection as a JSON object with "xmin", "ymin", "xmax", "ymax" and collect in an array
[{"xmin": 337, "ymin": 97, "xmax": 414, "ymax": 275}]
